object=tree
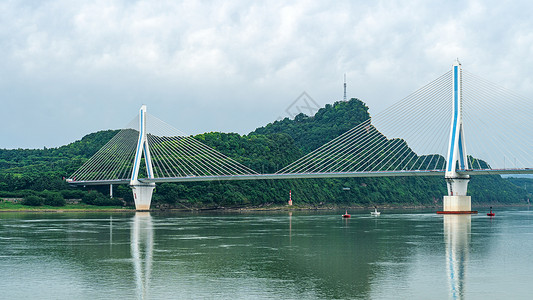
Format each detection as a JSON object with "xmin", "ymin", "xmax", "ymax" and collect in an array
[
  {"xmin": 22, "ymin": 195, "xmax": 44, "ymax": 206},
  {"xmin": 42, "ymin": 191, "xmax": 66, "ymax": 206}
]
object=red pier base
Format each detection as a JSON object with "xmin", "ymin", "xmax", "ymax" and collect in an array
[{"xmin": 436, "ymin": 211, "xmax": 478, "ymax": 214}]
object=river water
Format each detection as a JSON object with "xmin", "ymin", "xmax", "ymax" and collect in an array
[{"xmin": 1, "ymin": 208, "xmax": 532, "ymax": 299}]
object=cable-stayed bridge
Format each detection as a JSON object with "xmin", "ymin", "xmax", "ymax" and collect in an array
[{"xmin": 68, "ymin": 60, "xmax": 533, "ymax": 211}]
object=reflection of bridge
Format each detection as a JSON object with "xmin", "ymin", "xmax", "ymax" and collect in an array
[
  {"xmin": 131, "ymin": 212, "xmax": 153, "ymax": 299},
  {"xmin": 444, "ymin": 215, "xmax": 470, "ymax": 299},
  {"xmin": 68, "ymin": 60, "xmax": 533, "ymax": 210}
]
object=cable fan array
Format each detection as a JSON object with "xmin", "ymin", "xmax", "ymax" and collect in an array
[
  {"xmin": 69, "ymin": 117, "xmax": 139, "ymax": 182},
  {"xmin": 278, "ymin": 68, "xmax": 533, "ymax": 175},
  {"xmin": 277, "ymin": 71, "xmax": 455, "ymax": 174},
  {"xmin": 69, "ymin": 113, "xmax": 257, "ymax": 182},
  {"xmin": 144, "ymin": 113, "xmax": 257, "ymax": 178},
  {"xmin": 462, "ymin": 71, "xmax": 533, "ymax": 170}
]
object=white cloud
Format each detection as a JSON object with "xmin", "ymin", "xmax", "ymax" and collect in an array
[{"xmin": 2, "ymin": 0, "xmax": 533, "ymax": 149}]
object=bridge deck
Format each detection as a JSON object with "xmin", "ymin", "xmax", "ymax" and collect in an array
[{"xmin": 68, "ymin": 169, "xmax": 533, "ymax": 185}]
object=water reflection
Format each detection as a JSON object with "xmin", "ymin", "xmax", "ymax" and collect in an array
[
  {"xmin": 131, "ymin": 212, "xmax": 154, "ymax": 300},
  {"xmin": 4, "ymin": 210, "xmax": 533, "ymax": 298},
  {"xmin": 444, "ymin": 215, "xmax": 471, "ymax": 300},
  {"xmin": 288, "ymin": 211, "xmax": 292, "ymax": 243},
  {"xmin": 109, "ymin": 216, "xmax": 113, "ymax": 246}
]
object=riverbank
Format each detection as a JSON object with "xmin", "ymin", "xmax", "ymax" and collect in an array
[
  {"xmin": 0, "ymin": 202, "xmax": 134, "ymax": 212},
  {"xmin": 1, "ymin": 201, "xmax": 527, "ymax": 213}
]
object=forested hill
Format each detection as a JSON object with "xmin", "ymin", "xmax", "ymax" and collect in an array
[
  {"xmin": 253, "ymin": 99, "xmax": 370, "ymax": 153},
  {"xmin": 0, "ymin": 130, "xmax": 118, "ymax": 192},
  {"xmin": 0, "ymin": 130, "xmax": 118, "ymax": 174},
  {"xmin": 0, "ymin": 98, "xmax": 529, "ymax": 207}
]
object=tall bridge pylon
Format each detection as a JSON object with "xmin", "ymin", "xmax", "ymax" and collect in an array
[
  {"xmin": 130, "ymin": 105, "xmax": 155, "ymax": 211},
  {"xmin": 443, "ymin": 60, "xmax": 472, "ymax": 213}
]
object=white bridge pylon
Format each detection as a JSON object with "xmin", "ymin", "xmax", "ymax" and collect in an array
[
  {"xmin": 130, "ymin": 105, "xmax": 156, "ymax": 211},
  {"xmin": 443, "ymin": 60, "xmax": 472, "ymax": 213}
]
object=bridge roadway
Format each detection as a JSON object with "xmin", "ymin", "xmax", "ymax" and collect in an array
[{"xmin": 69, "ymin": 168, "xmax": 533, "ymax": 186}]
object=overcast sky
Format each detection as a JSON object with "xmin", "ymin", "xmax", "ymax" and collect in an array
[{"xmin": 2, "ymin": 0, "xmax": 533, "ymax": 149}]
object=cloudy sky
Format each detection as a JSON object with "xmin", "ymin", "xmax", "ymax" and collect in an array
[{"xmin": 2, "ymin": 0, "xmax": 533, "ymax": 149}]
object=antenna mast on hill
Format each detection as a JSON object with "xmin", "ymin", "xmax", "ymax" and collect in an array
[{"xmin": 343, "ymin": 73, "xmax": 347, "ymax": 101}]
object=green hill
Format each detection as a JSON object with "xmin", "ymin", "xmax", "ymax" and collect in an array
[{"xmin": 253, "ymin": 99, "xmax": 371, "ymax": 153}]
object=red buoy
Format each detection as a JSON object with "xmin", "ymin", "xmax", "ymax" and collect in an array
[
  {"xmin": 342, "ymin": 210, "xmax": 351, "ymax": 218},
  {"xmin": 487, "ymin": 207, "xmax": 495, "ymax": 217}
]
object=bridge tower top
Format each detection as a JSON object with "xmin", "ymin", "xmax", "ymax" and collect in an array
[
  {"xmin": 131, "ymin": 104, "xmax": 154, "ymax": 184},
  {"xmin": 446, "ymin": 59, "xmax": 469, "ymax": 178}
]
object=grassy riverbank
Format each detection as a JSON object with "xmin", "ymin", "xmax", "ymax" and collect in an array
[{"xmin": 0, "ymin": 201, "xmax": 134, "ymax": 212}]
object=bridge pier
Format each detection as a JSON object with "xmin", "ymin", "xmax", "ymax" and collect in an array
[
  {"xmin": 443, "ymin": 177, "xmax": 471, "ymax": 212},
  {"xmin": 443, "ymin": 195, "xmax": 471, "ymax": 212},
  {"xmin": 131, "ymin": 182, "xmax": 155, "ymax": 211}
]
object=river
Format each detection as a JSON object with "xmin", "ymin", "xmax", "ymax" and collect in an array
[{"xmin": 1, "ymin": 208, "xmax": 532, "ymax": 299}]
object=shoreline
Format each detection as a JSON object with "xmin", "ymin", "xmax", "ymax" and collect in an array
[
  {"xmin": 0, "ymin": 202, "xmax": 528, "ymax": 213},
  {"xmin": 0, "ymin": 208, "xmax": 135, "ymax": 213}
]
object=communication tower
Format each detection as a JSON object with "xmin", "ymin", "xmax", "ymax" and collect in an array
[{"xmin": 343, "ymin": 73, "xmax": 347, "ymax": 101}]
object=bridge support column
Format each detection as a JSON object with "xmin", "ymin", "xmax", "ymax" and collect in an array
[
  {"xmin": 131, "ymin": 182, "xmax": 156, "ymax": 211},
  {"xmin": 443, "ymin": 177, "xmax": 471, "ymax": 212}
]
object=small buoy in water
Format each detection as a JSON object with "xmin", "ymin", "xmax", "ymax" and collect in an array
[
  {"xmin": 487, "ymin": 206, "xmax": 495, "ymax": 217},
  {"xmin": 342, "ymin": 210, "xmax": 351, "ymax": 218}
]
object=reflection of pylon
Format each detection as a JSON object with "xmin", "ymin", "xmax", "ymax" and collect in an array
[{"xmin": 288, "ymin": 190, "xmax": 293, "ymax": 206}]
